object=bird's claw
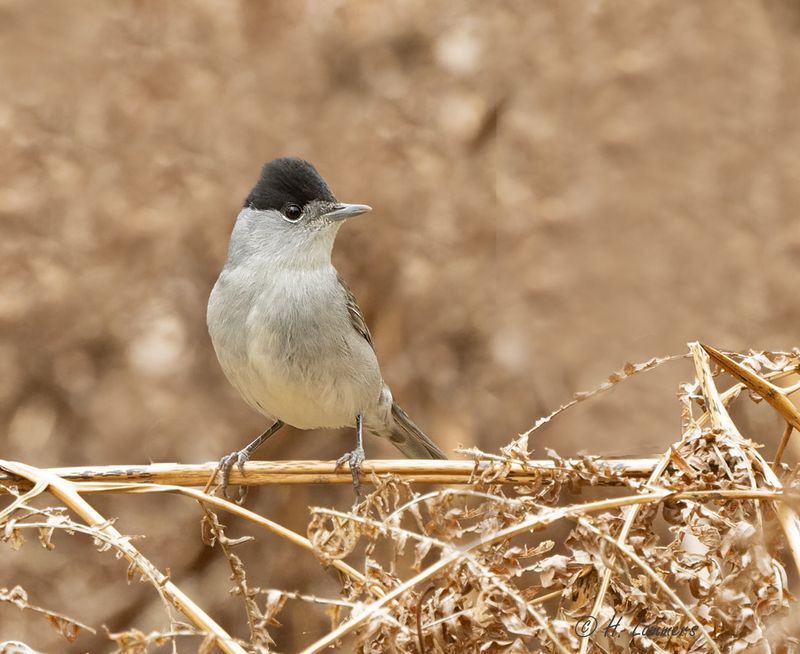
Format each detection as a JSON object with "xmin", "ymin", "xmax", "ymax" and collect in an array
[
  {"xmin": 335, "ymin": 446, "xmax": 365, "ymax": 496},
  {"xmin": 218, "ymin": 449, "xmax": 251, "ymax": 504}
]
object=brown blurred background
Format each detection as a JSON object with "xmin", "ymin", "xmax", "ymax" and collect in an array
[{"xmin": 2, "ymin": 1, "xmax": 800, "ymax": 651}]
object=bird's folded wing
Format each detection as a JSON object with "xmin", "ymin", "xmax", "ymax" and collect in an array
[{"xmin": 338, "ymin": 272, "xmax": 374, "ymax": 347}]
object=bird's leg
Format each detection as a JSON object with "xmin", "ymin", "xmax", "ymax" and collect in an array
[
  {"xmin": 218, "ymin": 420, "xmax": 285, "ymax": 503},
  {"xmin": 336, "ymin": 414, "xmax": 366, "ymax": 496}
]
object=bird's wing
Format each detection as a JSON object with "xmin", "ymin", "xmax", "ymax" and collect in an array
[{"xmin": 338, "ymin": 273, "xmax": 374, "ymax": 347}]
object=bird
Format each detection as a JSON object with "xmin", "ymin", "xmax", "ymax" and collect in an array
[{"xmin": 207, "ymin": 157, "xmax": 446, "ymax": 499}]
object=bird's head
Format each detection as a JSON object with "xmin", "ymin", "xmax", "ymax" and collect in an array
[{"xmin": 228, "ymin": 158, "xmax": 371, "ymax": 268}]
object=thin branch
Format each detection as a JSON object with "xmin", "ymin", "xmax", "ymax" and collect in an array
[
  {"xmin": 698, "ymin": 344, "xmax": 800, "ymax": 577},
  {"xmin": 0, "ymin": 460, "xmax": 247, "ymax": 654},
  {"xmin": 311, "ymin": 506, "xmax": 569, "ymax": 654},
  {"xmin": 0, "ymin": 479, "xmax": 49, "ymax": 522},
  {"xmin": 579, "ymin": 344, "xmax": 800, "ymax": 654},
  {"xmin": 693, "ymin": 344, "xmax": 764, "ymax": 532},
  {"xmin": 1, "ymin": 584, "xmax": 96, "ymax": 638},
  {"xmin": 702, "ymin": 344, "xmax": 800, "ymax": 431},
  {"xmin": 519, "ymin": 353, "xmax": 690, "ymax": 438},
  {"xmin": 774, "ymin": 423, "xmax": 794, "ymax": 469},
  {"xmin": 0, "ymin": 458, "xmax": 658, "ymax": 491},
  {"xmin": 299, "ymin": 486, "xmax": 792, "ymax": 654},
  {"xmin": 577, "ymin": 518, "xmax": 720, "ymax": 654},
  {"xmin": 64, "ymin": 480, "xmax": 377, "ymax": 597}
]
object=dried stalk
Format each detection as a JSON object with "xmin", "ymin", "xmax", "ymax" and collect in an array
[
  {"xmin": 577, "ymin": 518, "xmax": 719, "ymax": 654},
  {"xmin": 96, "ymin": 481, "xmax": 374, "ymax": 595},
  {"xmin": 775, "ymin": 423, "xmax": 794, "ymax": 468},
  {"xmin": 4, "ymin": 347, "xmax": 798, "ymax": 652},
  {"xmin": 579, "ymin": 342, "xmax": 796, "ymax": 654},
  {"xmin": 0, "ymin": 584, "xmax": 95, "ymax": 638},
  {"xmin": 312, "ymin": 506, "xmax": 570, "ymax": 654},
  {"xmin": 0, "ymin": 458, "xmax": 658, "ymax": 490},
  {"xmin": 698, "ymin": 344, "xmax": 800, "ymax": 576},
  {"xmin": 702, "ymin": 344, "xmax": 800, "ymax": 432},
  {"xmin": 300, "ymin": 487, "xmax": 790, "ymax": 654},
  {"xmin": 0, "ymin": 460, "xmax": 247, "ymax": 654}
]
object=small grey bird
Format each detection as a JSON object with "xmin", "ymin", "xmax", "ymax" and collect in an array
[{"xmin": 207, "ymin": 157, "xmax": 446, "ymax": 497}]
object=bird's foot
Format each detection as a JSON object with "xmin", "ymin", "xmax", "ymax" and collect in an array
[
  {"xmin": 335, "ymin": 445, "xmax": 365, "ymax": 496},
  {"xmin": 217, "ymin": 448, "xmax": 252, "ymax": 504}
]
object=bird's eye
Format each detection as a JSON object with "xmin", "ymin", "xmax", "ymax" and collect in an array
[{"xmin": 283, "ymin": 204, "xmax": 302, "ymax": 221}]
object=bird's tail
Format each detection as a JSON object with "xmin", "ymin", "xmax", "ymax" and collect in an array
[{"xmin": 387, "ymin": 402, "xmax": 447, "ymax": 459}]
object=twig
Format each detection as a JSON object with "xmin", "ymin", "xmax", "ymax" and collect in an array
[
  {"xmin": 0, "ymin": 460, "xmax": 247, "ymax": 654},
  {"xmin": 699, "ymin": 344, "xmax": 800, "ymax": 577},
  {"xmin": 256, "ymin": 589, "xmax": 356, "ymax": 608},
  {"xmin": 0, "ymin": 458, "xmax": 658, "ymax": 490},
  {"xmin": 1, "ymin": 585, "xmax": 96, "ymax": 638},
  {"xmin": 774, "ymin": 423, "xmax": 794, "ymax": 469},
  {"xmin": 578, "ymin": 343, "xmax": 799, "ymax": 654},
  {"xmin": 63, "ymin": 480, "xmax": 377, "ymax": 596},
  {"xmin": 312, "ymin": 505, "xmax": 568, "ymax": 653},
  {"xmin": 519, "ymin": 353, "xmax": 689, "ymax": 438},
  {"xmin": 702, "ymin": 344, "xmax": 800, "ymax": 432},
  {"xmin": 577, "ymin": 518, "xmax": 720, "ymax": 654},
  {"xmin": 299, "ymin": 486, "xmax": 791, "ymax": 654},
  {"xmin": 693, "ymin": 344, "xmax": 764, "ymax": 532},
  {"xmin": 0, "ymin": 479, "xmax": 48, "ymax": 522},
  {"xmin": 416, "ymin": 584, "xmax": 436, "ymax": 654}
]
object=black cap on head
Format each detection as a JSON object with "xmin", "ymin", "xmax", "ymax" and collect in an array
[{"xmin": 244, "ymin": 158, "xmax": 336, "ymax": 211}]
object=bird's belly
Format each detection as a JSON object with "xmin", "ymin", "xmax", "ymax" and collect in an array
[
  {"xmin": 243, "ymin": 338, "xmax": 382, "ymax": 429},
  {"xmin": 208, "ymin": 266, "xmax": 383, "ymax": 430}
]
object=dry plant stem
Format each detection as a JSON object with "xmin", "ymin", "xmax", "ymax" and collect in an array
[
  {"xmin": 385, "ymin": 488, "xmax": 531, "ymax": 525},
  {"xmin": 301, "ymin": 487, "xmax": 788, "ymax": 654},
  {"xmin": 580, "ymin": 444, "xmax": 684, "ymax": 648},
  {"xmin": 0, "ymin": 460, "xmax": 247, "ymax": 654},
  {"xmin": 0, "ymin": 582, "xmax": 96, "ymax": 636},
  {"xmin": 693, "ymin": 345, "xmax": 764, "ymax": 532},
  {"xmin": 198, "ymin": 506, "xmax": 261, "ymax": 643},
  {"xmin": 698, "ymin": 344, "xmax": 800, "ymax": 576},
  {"xmin": 518, "ymin": 353, "xmax": 689, "ymax": 438},
  {"xmin": 699, "ymin": 346, "xmax": 800, "ymax": 580},
  {"xmin": 261, "ymin": 590, "xmax": 357, "ymax": 608},
  {"xmin": 514, "ymin": 350, "xmax": 796, "ymax": 449},
  {"xmin": 65, "ymin": 480, "xmax": 376, "ymax": 597},
  {"xmin": 0, "ymin": 458, "xmax": 659, "ymax": 490},
  {"xmin": 528, "ymin": 588, "xmax": 564, "ymax": 606},
  {"xmin": 702, "ymin": 343, "xmax": 800, "ymax": 432},
  {"xmin": 695, "ymin": 365, "xmax": 800, "ymax": 429},
  {"xmin": 774, "ymin": 423, "xmax": 794, "ymax": 469},
  {"xmin": 0, "ymin": 479, "xmax": 48, "ymax": 522},
  {"xmin": 313, "ymin": 506, "xmax": 566, "ymax": 653},
  {"xmin": 578, "ymin": 518, "xmax": 720, "ymax": 654},
  {"xmin": 694, "ymin": 346, "xmax": 800, "ymax": 575},
  {"xmin": 579, "ymin": 343, "xmax": 792, "ymax": 654},
  {"xmin": 700, "ymin": 346, "xmax": 798, "ymax": 467}
]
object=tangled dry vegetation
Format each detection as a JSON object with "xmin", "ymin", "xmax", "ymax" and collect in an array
[{"xmin": 2, "ymin": 342, "xmax": 800, "ymax": 653}]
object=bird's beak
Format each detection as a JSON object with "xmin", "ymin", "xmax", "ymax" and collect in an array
[{"xmin": 323, "ymin": 203, "xmax": 372, "ymax": 222}]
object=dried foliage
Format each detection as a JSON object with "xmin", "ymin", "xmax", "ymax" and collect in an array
[
  {"xmin": 5, "ymin": 2, "xmax": 800, "ymax": 650},
  {"xmin": 3, "ymin": 344, "xmax": 800, "ymax": 653}
]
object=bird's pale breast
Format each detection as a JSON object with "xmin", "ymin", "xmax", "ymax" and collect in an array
[{"xmin": 208, "ymin": 263, "xmax": 383, "ymax": 429}]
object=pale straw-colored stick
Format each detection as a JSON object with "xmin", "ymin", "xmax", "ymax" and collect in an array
[
  {"xmin": 697, "ymin": 345, "xmax": 800, "ymax": 577},
  {"xmin": 299, "ymin": 487, "xmax": 787, "ymax": 654},
  {"xmin": 66, "ymin": 480, "xmax": 376, "ymax": 595},
  {"xmin": 580, "ymin": 342, "xmax": 790, "ymax": 654},
  {"xmin": 0, "ymin": 458, "xmax": 658, "ymax": 490},
  {"xmin": 0, "ymin": 460, "xmax": 247, "ymax": 654}
]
